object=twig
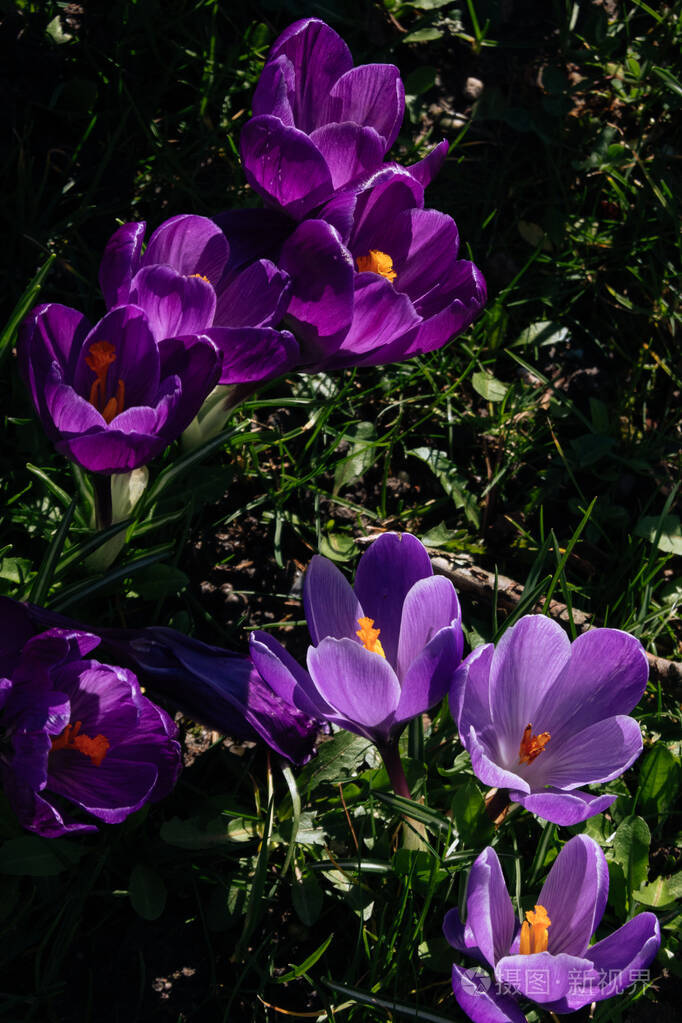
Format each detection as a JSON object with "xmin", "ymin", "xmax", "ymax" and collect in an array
[{"xmin": 431, "ymin": 554, "xmax": 682, "ymax": 690}]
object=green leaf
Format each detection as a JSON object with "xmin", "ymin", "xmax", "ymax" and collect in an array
[
  {"xmin": 297, "ymin": 732, "xmax": 373, "ymax": 792},
  {"xmin": 319, "ymin": 532, "xmax": 356, "ymax": 562},
  {"xmin": 634, "ymin": 514, "xmax": 682, "ymax": 554},
  {"xmin": 404, "ymin": 65, "xmax": 438, "ymax": 97},
  {"xmin": 634, "ymin": 871, "xmax": 682, "ymax": 908},
  {"xmin": 450, "ymin": 779, "xmax": 494, "ymax": 846},
  {"xmin": 403, "ymin": 27, "xmax": 444, "ymax": 43},
  {"xmin": 513, "ymin": 320, "xmax": 570, "ymax": 349},
  {"xmin": 613, "ymin": 815, "xmax": 650, "ymax": 898},
  {"xmin": 276, "ymin": 931, "xmax": 333, "ymax": 981},
  {"xmin": 0, "ymin": 254, "xmax": 56, "ymax": 365},
  {"xmin": 638, "ymin": 744, "xmax": 681, "ymax": 822},
  {"xmin": 129, "ymin": 863, "xmax": 167, "ymax": 921},
  {"xmin": 408, "ymin": 447, "xmax": 480, "ymax": 527},
  {"xmin": 133, "ymin": 564, "xmax": 189, "ymax": 601},
  {"xmin": 333, "ymin": 421, "xmax": 377, "ymax": 493},
  {"xmin": 161, "ymin": 815, "xmax": 247, "ymax": 850},
  {"xmin": 291, "ymin": 869, "xmax": 323, "ymax": 927},
  {"xmin": 0, "ymin": 836, "xmax": 84, "ymax": 876},
  {"xmin": 472, "ymin": 370, "xmax": 508, "ymax": 402}
]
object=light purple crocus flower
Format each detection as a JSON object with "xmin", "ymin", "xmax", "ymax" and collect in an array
[
  {"xmin": 0, "ymin": 613, "xmax": 181, "ymax": 837},
  {"xmin": 250, "ymin": 533, "xmax": 463, "ymax": 795},
  {"xmin": 18, "ymin": 301, "xmax": 222, "ymax": 473},
  {"xmin": 275, "ymin": 166, "xmax": 487, "ymax": 370},
  {"xmin": 444, "ymin": 836, "xmax": 660, "ymax": 1022},
  {"xmin": 96, "ymin": 625, "xmax": 321, "ymax": 766},
  {"xmin": 451, "ymin": 615, "xmax": 649, "ymax": 825},
  {"xmin": 241, "ymin": 17, "xmax": 440, "ymax": 219},
  {"xmin": 99, "ymin": 214, "xmax": 298, "ymax": 386}
]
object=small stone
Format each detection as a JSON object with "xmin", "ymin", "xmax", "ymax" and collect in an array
[{"xmin": 464, "ymin": 77, "xmax": 484, "ymax": 100}]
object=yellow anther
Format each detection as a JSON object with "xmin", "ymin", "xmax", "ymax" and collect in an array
[
  {"xmin": 519, "ymin": 904, "xmax": 551, "ymax": 955},
  {"xmin": 356, "ymin": 249, "xmax": 397, "ymax": 282},
  {"xmin": 356, "ymin": 616, "xmax": 386, "ymax": 658},
  {"xmin": 518, "ymin": 723, "xmax": 551, "ymax": 765}
]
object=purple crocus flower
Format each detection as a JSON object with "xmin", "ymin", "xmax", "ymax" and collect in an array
[
  {"xmin": 18, "ymin": 301, "xmax": 222, "ymax": 473},
  {"xmin": 98, "ymin": 214, "xmax": 298, "ymax": 387},
  {"xmin": 240, "ymin": 18, "xmax": 420, "ymax": 219},
  {"xmin": 250, "ymin": 533, "xmax": 463, "ymax": 795},
  {"xmin": 444, "ymin": 836, "xmax": 660, "ymax": 1022},
  {"xmin": 274, "ymin": 167, "xmax": 486, "ymax": 370},
  {"xmin": 451, "ymin": 615, "xmax": 648, "ymax": 825},
  {"xmin": 97, "ymin": 625, "xmax": 321, "ymax": 766},
  {"xmin": 0, "ymin": 620, "xmax": 181, "ymax": 838}
]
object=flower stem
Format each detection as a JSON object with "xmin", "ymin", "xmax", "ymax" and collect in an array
[{"xmin": 379, "ymin": 741, "xmax": 412, "ymax": 799}]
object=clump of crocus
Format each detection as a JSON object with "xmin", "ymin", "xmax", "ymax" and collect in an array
[
  {"xmin": 451, "ymin": 615, "xmax": 648, "ymax": 824},
  {"xmin": 274, "ymin": 166, "xmax": 486, "ymax": 369},
  {"xmin": 18, "ymin": 302, "xmax": 222, "ymax": 475},
  {"xmin": 0, "ymin": 608, "xmax": 181, "ymax": 837},
  {"xmin": 96, "ymin": 625, "xmax": 321, "ymax": 766},
  {"xmin": 444, "ymin": 836, "xmax": 660, "ymax": 1022},
  {"xmin": 250, "ymin": 533, "xmax": 463, "ymax": 796}
]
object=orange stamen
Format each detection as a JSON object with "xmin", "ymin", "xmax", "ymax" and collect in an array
[
  {"xmin": 518, "ymin": 723, "xmax": 551, "ymax": 765},
  {"xmin": 519, "ymin": 904, "xmax": 551, "ymax": 955},
  {"xmin": 356, "ymin": 249, "xmax": 397, "ymax": 282},
  {"xmin": 189, "ymin": 273, "xmax": 210, "ymax": 283},
  {"xmin": 356, "ymin": 616, "xmax": 386, "ymax": 658},
  {"xmin": 86, "ymin": 341, "xmax": 125, "ymax": 421},
  {"xmin": 50, "ymin": 720, "xmax": 110, "ymax": 767}
]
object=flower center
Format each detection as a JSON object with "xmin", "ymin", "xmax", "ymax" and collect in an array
[
  {"xmin": 519, "ymin": 904, "xmax": 551, "ymax": 955},
  {"xmin": 355, "ymin": 250, "xmax": 397, "ymax": 282},
  {"xmin": 86, "ymin": 340, "xmax": 125, "ymax": 423},
  {"xmin": 518, "ymin": 723, "xmax": 551, "ymax": 765},
  {"xmin": 356, "ymin": 616, "xmax": 385, "ymax": 658},
  {"xmin": 50, "ymin": 720, "xmax": 110, "ymax": 767},
  {"xmin": 189, "ymin": 273, "xmax": 210, "ymax": 283}
]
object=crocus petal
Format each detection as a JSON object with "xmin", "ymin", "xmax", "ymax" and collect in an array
[
  {"xmin": 309, "ymin": 122, "xmax": 385, "ymax": 190},
  {"xmin": 353, "ymin": 533, "xmax": 433, "ymax": 668},
  {"xmin": 266, "ymin": 18, "xmax": 353, "ymax": 133},
  {"xmin": 325, "ymin": 64, "xmax": 404, "ymax": 149},
  {"xmin": 197, "ymin": 327, "xmax": 296, "ymax": 385},
  {"xmin": 240, "ymin": 115, "xmax": 333, "ymax": 219},
  {"xmin": 385, "ymin": 208, "xmax": 461, "ymax": 305},
  {"xmin": 538, "ymin": 715, "xmax": 643, "ymax": 790},
  {"xmin": 130, "ymin": 265, "xmax": 216, "ymax": 341},
  {"xmin": 307, "ymin": 636, "xmax": 400, "ymax": 732},
  {"xmin": 157, "ymin": 335, "xmax": 222, "ymax": 421},
  {"xmin": 581, "ymin": 913, "xmax": 660, "ymax": 1005},
  {"xmin": 44, "ymin": 373, "xmax": 107, "ymax": 435},
  {"xmin": 348, "ymin": 168, "xmax": 425, "ymax": 261},
  {"xmin": 47, "ymin": 754, "xmax": 160, "ymax": 822},
  {"xmin": 111, "ymin": 696, "xmax": 181, "ymax": 800},
  {"xmin": 142, "ymin": 214, "xmax": 229, "ymax": 287},
  {"xmin": 487, "ymin": 616, "xmax": 571, "ymax": 766},
  {"xmin": 537, "ymin": 835, "xmax": 609, "ymax": 956},
  {"xmin": 394, "ymin": 625, "xmax": 462, "ymax": 724},
  {"xmin": 495, "ymin": 952, "xmax": 595, "ymax": 1005},
  {"xmin": 406, "ymin": 139, "xmax": 449, "ymax": 188},
  {"xmin": 214, "ymin": 259, "xmax": 290, "ymax": 329},
  {"xmin": 454, "ymin": 643, "xmax": 495, "ymax": 741},
  {"xmin": 468, "ymin": 727, "xmax": 530, "ymax": 794},
  {"xmin": 410, "ymin": 261, "xmax": 487, "ymax": 354},
  {"xmin": 279, "ymin": 219, "xmax": 354, "ymax": 362},
  {"xmin": 18, "ymin": 304, "xmax": 91, "ymax": 414},
  {"xmin": 396, "ymin": 575, "xmax": 461, "ymax": 680},
  {"xmin": 251, "ymin": 54, "xmax": 295, "ymax": 125},
  {"xmin": 443, "ymin": 908, "xmax": 479, "ymax": 956},
  {"xmin": 73, "ymin": 305, "xmax": 160, "ymax": 409},
  {"xmin": 532, "ymin": 628, "xmax": 649, "ymax": 746},
  {"xmin": 466, "ymin": 847, "xmax": 516, "ymax": 968},
  {"xmin": 249, "ymin": 630, "xmax": 333, "ymax": 723},
  {"xmin": 451, "ymin": 964, "xmax": 527, "ymax": 1023},
  {"xmin": 303, "ymin": 555, "xmax": 364, "ymax": 646},
  {"xmin": 326, "ymin": 275, "xmax": 420, "ymax": 368},
  {"xmin": 213, "ymin": 208, "xmax": 293, "ymax": 273},
  {"xmin": 509, "ymin": 787, "xmax": 616, "ymax": 826},
  {"xmin": 60, "ymin": 426, "xmax": 163, "ymax": 474},
  {"xmin": 99, "ymin": 221, "xmax": 146, "ymax": 307}
]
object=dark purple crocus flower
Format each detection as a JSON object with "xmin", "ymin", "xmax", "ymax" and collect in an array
[
  {"xmin": 444, "ymin": 836, "xmax": 660, "ymax": 1022},
  {"xmin": 274, "ymin": 167, "xmax": 486, "ymax": 370},
  {"xmin": 18, "ymin": 302, "xmax": 222, "ymax": 473},
  {"xmin": 250, "ymin": 533, "xmax": 463, "ymax": 795},
  {"xmin": 97, "ymin": 626, "xmax": 321, "ymax": 766},
  {"xmin": 98, "ymin": 215, "xmax": 298, "ymax": 387},
  {"xmin": 451, "ymin": 615, "xmax": 648, "ymax": 825},
  {"xmin": 240, "ymin": 18, "xmax": 420, "ymax": 219},
  {"xmin": 0, "ymin": 622, "xmax": 181, "ymax": 837}
]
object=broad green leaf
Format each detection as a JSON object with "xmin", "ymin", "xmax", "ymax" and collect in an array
[
  {"xmin": 513, "ymin": 320, "xmax": 570, "ymax": 349},
  {"xmin": 408, "ymin": 447, "xmax": 480, "ymax": 527},
  {"xmin": 634, "ymin": 514, "xmax": 682, "ymax": 554},
  {"xmin": 0, "ymin": 836, "xmax": 84, "ymax": 876},
  {"xmin": 613, "ymin": 815, "xmax": 650, "ymax": 897},
  {"xmin": 129, "ymin": 863, "xmax": 167, "ymax": 920},
  {"xmin": 319, "ymin": 532, "xmax": 355, "ymax": 562},
  {"xmin": 638, "ymin": 744, "xmax": 681, "ymax": 821},
  {"xmin": 472, "ymin": 370, "xmax": 508, "ymax": 402},
  {"xmin": 403, "ymin": 27, "xmax": 443, "ymax": 43},
  {"xmin": 333, "ymin": 421, "xmax": 377, "ymax": 493},
  {"xmin": 634, "ymin": 871, "xmax": 682, "ymax": 908},
  {"xmin": 160, "ymin": 815, "xmax": 235, "ymax": 849},
  {"xmin": 405, "ymin": 65, "xmax": 438, "ymax": 97},
  {"xmin": 297, "ymin": 731, "xmax": 373, "ymax": 792},
  {"xmin": 451, "ymin": 779, "xmax": 494, "ymax": 846},
  {"xmin": 291, "ymin": 869, "xmax": 323, "ymax": 927},
  {"xmin": 133, "ymin": 564, "xmax": 189, "ymax": 601}
]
